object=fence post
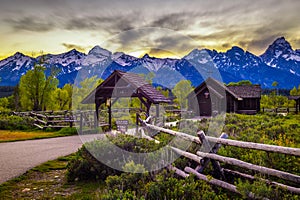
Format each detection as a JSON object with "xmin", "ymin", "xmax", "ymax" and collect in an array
[
  {"xmin": 94, "ymin": 111, "xmax": 98, "ymax": 129},
  {"xmin": 136, "ymin": 113, "xmax": 140, "ymax": 135},
  {"xmin": 79, "ymin": 112, "xmax": 83, "ymax": 134},
  {"xmin": 197, "ymin": 131, "xmax": 228, "ymax": 180}
]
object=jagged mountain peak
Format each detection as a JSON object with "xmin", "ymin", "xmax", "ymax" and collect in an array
[
  {"xmin": 261, "ymin": 37, "xmax": 293, "ymax": 58},
  {"xmin": 65, "ymin": 48, "xmax": 84, "ymax": 55},
  {"xmin": 142, "ymin": 53, "xmax": 151, "ymax": 59},
  {"xmin": 228, "ymin": 46, "xmax": 244, "ymax": 53},
  {"xmin": 0, "ymin": 52, "xmax": 32, "ymax": 65},
  {"xmin": 112, "ymin": 51, "xmax": 124, "ymax": 57},
  {"xmin": 11, "ymin": 52, "xmax": 28, "ymax": 59},
  {"xmin": 184, "ymin": 48, "xmax": 212, "ymax": 60},
  {"xmin": 0, "ymin": 37, "xmax": 300, "ymax": 88},
  {"xmin": 226, "ymin": 46, "xmax": 245, "ymax": 58},
  {"xmin": 273, "ymin": 36, "xmax": 291, "ymax": 47},
  {"xmin": 88, "ymin": 45, "xmax": 111, "ymax": 57}
]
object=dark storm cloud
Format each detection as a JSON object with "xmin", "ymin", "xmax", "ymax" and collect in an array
[
  {"xmin": 221, "ymin": 43, "xmax": 230, "ymax": 49},
  {"xmin": 1, "ymin": 0, "xmax": 300, "ymax": 56},
  {"xmin": 152, "ymin": 34, "xmax": 196, "ymax": 53},
  {"xmin": 247, "ymin": 35, "xmax": 283, "ymax": 54},
  {"xmin": 149, "ymin": 12, "xmax": 197, "ymax": 31},
  {"xmin": 188, "ymin": 30, "xmax": 243, "ymax": 41},
  {"xmin": 65, "ymin": 14, "xmax": 136, "ymax": 34},
  {"xmin": 5, "ymin": 17, "xmax": 54, "ymax": 32},
  {"xmin": 115, "ymin": 29, "xmax": 149, "ymax": 47},
  {"xmin": 62, "ymin": 43, "xmax": 86, "ymax": 52}
]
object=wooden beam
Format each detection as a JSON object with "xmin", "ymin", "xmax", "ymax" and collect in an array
[
  {"xmin": 224, "ymin": 169, "xmax": 300, "ymax": 194},
  {"xmin": 108, "ymin": 99, "xmax": 112, "ymax": 131},
  {"xmin": 184, "ymin": 167, "xmax": 263, "ymax": 199},
  {"xmin": 79, "ymin": 112, "xmax": 83, "ymax": 134},
  {"xmin": 185, "ymin": 167, "xmax": 239, "ymax": 194},
  {"xmin": 204, "ymin": 135, "xmax": 300, "ymax": 157},
  {"xmin": 197, "ymin": 131, "xmax": 227, "ymax": 180},
  {"xmin": 95, "ymin": 100, "xmax": 101, "ymax": 128},
  {"xmin": 171, "ymin": 146, "xmax": 202, "ymax": 163},
  {"xmin": 168, "ymin": 165, "xmax": 189, "ymax": 178},
  {"xmin": 138, "ymin": 95, "xmax": 148, "ymax": 111},
  {"xmin": 196, "ymin": 151, "xmax": 300, "ymax": 183},
  {"xmin": 111, "ymin": 97, "xmax": 120, "ymax": 106},
  {"xmin": 144, "ymin": 124, "xmax": 300, "ymax": 156},
  {"xmin": 145, "ymin": 123, "xmax": 200, "ymax": 144}
]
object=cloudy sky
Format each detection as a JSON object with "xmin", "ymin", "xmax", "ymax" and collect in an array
[{"xmin": 0, "ymin": 0, "xmax": 300, "ymax": 59}]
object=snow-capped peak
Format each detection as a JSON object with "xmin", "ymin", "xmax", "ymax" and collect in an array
[
  {"xmin": 112, "ymin": 52, "xmax": 125, "ymax": 60},
  {"xmin": 273, "ymin": 37, "xmax": 291, "ymax": 48},
  {"xmin": 265, "ymin": 37, "xmax": 293, "ymax": 55},
  {"xmin": 13, "ymin": 52, "xmax": 26, "ymax": 58},
  {"xmin": 88, "ymin": 45, "xmax": 111, "ymax": 57},
  {"xmin": 0, "ymin": 52, "xmax": 32, "ymax": 68},
  {"xmin": 184, "ymin": 49, "xmax": 212, "ymax": 60}
]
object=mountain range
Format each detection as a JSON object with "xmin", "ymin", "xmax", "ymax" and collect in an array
[{"xmin": 0, "ymin": 37, "xmax": 300, "ymax": 89}]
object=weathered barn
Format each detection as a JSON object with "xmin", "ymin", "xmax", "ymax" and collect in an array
[
  {"xmin": 187, "ymin": 78, "xmax": 261, "ymax": 116},
  {"xmin": 81, "ymin": 70, "xmax": 171, "ymax": 129}
]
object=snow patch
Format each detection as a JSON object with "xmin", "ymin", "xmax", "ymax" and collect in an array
[
  {"xmin": 287, "ymin": 54, "xmax": 300, "ymax": 62},
  {"xmin": 198, "ymin": 58, "xmax": 208, "ymax": 64},
  {"xmin": 275, "ymin": 50, "xmax": 282, "ymax": 58}
]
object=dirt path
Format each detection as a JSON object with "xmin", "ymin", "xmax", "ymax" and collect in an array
[{"xmin": 0, "ymin": 135, "xmax": 83, "ymax": 184}]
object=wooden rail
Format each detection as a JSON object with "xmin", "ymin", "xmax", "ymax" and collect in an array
[
  {"xmin": 262, "ymin": 107, "xmax": 297, "ymax": 114},
  {"xmin": 144, "ymin": 123, "xmax": 300, "ymax": 156},
  {"xmin": 13, "ymin": 110, "xmax": 109, "ymax": 130},
  {"xmin": 136, "ymin": 117, "xmax": 300, "ymax": 195}
]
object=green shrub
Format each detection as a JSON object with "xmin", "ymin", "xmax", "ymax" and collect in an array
[
  {"xmin": 66, "ymin": 147, "xmax": 120, "ymax": 182},
  {"xmin": 102, "ymin": 189, "xmax": 141, "ymax": 200},
  {"xmin": 67, "ymin": 134, "xmax": 166, "ymax": 182},
  {"xmin": 57, "ymin": 127, "xmax": 78, "ymax": 136},
  {"xmin": 0, "ymin": 114, "xmax": 34, "ymax": 130}
]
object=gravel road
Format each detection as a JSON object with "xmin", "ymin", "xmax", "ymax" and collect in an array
[{"xmin": 0, "ymin": 135, "xmax": 83, "ymax": 184}]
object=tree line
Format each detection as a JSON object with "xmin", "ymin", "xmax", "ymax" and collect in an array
[
  {"xmin": 0, "ymin": 63, "xmax": 103, "ymax": 112},
  {"xmin": 0, "ymin": 63, "xmax": 299, "ymax": 112}
]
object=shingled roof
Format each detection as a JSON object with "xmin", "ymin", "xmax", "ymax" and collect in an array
[
  {"xmin": 227, "ymin": 85, "xmax": 261, "ymax": 98},
  {"xmin": 81, "ymin": 70, "xmax": 171, "ymax": 104},
  {"xmin": 188, "ymin": 77, "xmax": 239, "ymax": 99},
  {"xmin": 188, "ymin": 77, "xmax": 261, "ymax": 100}
]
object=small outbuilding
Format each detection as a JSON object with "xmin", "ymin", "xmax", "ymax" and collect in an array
[
  {"xmin": 81, "ymin": 70, "xmax": 171, "ymax": 130},
  {"xmin": 187, "ymin": 78, "xmax": 261, "ymax": 116}
]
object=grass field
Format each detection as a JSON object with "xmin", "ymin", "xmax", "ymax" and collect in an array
[{"xmin": 0, "ymin": 128, "xmax": 78, "ymax": 142}]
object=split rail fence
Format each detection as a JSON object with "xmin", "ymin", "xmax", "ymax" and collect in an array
[
  {"xmin": 13, "ymin": 110, "xmax": 108, "ymax": 130},
  {"xmin": 136, "ymin": 115, "xmax": 300, "ymax": 198}
]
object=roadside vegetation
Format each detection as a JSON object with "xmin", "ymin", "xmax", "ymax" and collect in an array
[
  {"xmin": 0, "ymin": 128, "xmax": 77, "ymax": 142},
  {"xmin": 1, "ymin": 113, "xmax": 299, "ymax": 199}
]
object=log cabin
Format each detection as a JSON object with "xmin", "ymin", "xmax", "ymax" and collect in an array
[{"xmin": 187, "ymin": 78, "xmax": 261, "ymax": 116}]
